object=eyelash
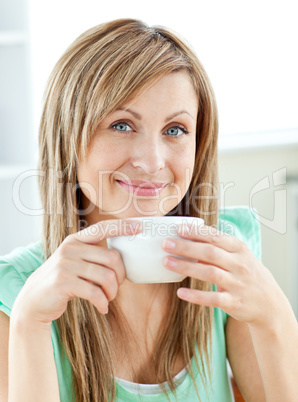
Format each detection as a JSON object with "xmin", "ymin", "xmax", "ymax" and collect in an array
[{"xmin": 110, "ymin": 120, "xmax": 190, "ymax": 139}]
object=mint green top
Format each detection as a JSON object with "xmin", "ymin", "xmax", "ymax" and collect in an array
[{"xmin": 0, "ymin": 206, "xmax": 262, "ymax": 401}]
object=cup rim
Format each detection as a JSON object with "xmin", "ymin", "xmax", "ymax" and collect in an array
[{"xmin": 127, "ymin": 216, "xmax": 204, "ymax": 223}]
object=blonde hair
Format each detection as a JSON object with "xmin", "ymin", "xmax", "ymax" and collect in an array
[{"xmin": 38, "ymin": 18, "xmax": 219, "ymax": 401}]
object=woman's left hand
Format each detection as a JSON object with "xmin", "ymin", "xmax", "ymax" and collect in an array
[{"xmin": 162, "ymin": 224, "xmax": 287, "ymax": 328}]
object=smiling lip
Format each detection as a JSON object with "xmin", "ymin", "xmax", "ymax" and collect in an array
[{"xmin": 116, "ymin": 179, "xmax": 169, "ymax": 196}]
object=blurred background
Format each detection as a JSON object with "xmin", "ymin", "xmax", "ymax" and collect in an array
[{"xmin": 0, "ymin": 0, "xmax": 297, "ymax": 317}]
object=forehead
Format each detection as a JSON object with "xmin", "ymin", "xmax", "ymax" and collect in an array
[{"xmin": 119, "ymin": 71, "xmax": 199, "ymax": 112}]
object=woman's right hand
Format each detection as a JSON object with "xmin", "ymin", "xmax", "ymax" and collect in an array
[{"xmin": 10, "ymin": 219, "xmax": 142, "ymax": 326}]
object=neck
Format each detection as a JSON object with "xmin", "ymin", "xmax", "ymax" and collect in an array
[{"xmin": 115, "ymin": 279, "xmax": 173, "ymax": 319}]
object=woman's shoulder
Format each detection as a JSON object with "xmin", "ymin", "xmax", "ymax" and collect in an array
[
  {"xmin": 0, "ymin": 239, "xmax": 45, "ymax": 277},
  {"xmin": 0, "ymin": 240, "xmax": 45, "ymax": 316},
  {"xmin": 218, "ymin": 205, "xmax": 262, "ymax": 261}
]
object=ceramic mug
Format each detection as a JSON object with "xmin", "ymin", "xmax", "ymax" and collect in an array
[{"xmin": 107, "ymin": 216, "xmax": 204, "ymax": 283}]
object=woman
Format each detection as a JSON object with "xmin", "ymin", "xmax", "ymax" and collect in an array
[{"xmin": 0, "ymin": 18, "xmax": 297, "ymax": 402}]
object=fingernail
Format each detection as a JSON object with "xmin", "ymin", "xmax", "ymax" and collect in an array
[
  {"xmin": 162, "ymin": 239, "xmax": 176, "ymax": 249},
  {"xmin": 177, "ymin": 288, "xmax": 188, "ymax": 298},
  {"xmin": 166, "ymin": 257, "xmax": 177, "ymax": 268}
]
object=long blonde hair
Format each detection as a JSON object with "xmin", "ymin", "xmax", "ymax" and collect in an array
[{"xmin": 38, "ymin": 18, "xmax": 219, "ymax": 401}]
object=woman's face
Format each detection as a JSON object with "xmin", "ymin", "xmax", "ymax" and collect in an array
[{"xmin": 77, "ymin": 70, "xmax": 198, "ymax": 224}]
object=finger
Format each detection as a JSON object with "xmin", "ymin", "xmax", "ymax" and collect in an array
[
  {"xmin": 177, "ymin": 287, "xmax": 231, "ymax": 309},
  {"xmin": 72, "ymin": 218, "xmax": 143, "ymax": 244},
  {"xmin": 177, "ymin": 224, "xmax": 245, "ymax": 254},
  {"xmin": 71, "ymin": 260, "xmax": 119, "ymax": 301},
  {"xmin": 76, "ymin": 243, "xmax": 126, "ymax": 285},
  {"xmin": 66, "ymin": 276, "xmax": 109, "ymax": 314},
  {"xmin": 163, "ymin": 256, "xmax": 233, "ymax": 288},
  {"xmin": 162, "ymin": 237, "xmax": 236, "ymax": 272}
]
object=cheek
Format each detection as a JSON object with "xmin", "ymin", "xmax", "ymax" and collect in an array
[
  {"xmin": 171, "ymin": 144, "xmax": 195, "ymax": 177},
  {"xmin": 78, "ymin": 140, "xmax": 128, "ymax": 190},
  {"xmin": 77, "ymin": 162, "xmax": 99, "ymax": 207},
  {"xmin": 92, "ymin": 137, "xmax": 129, "ymax": 165}
]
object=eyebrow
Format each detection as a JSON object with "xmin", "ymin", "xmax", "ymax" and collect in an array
[{"xmin": 115, "ymin": 107, "xmax": 195, "ymax": 123}]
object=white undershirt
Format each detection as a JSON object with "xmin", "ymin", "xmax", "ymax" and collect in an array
[{"xmin": 115, "ymin": 366, "xmax": 188, "ymax": 395}]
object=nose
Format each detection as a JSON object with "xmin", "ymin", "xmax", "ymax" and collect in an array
[{"xmin": 130, "ymin": 136, "xmax": 166, "ymax": 175}]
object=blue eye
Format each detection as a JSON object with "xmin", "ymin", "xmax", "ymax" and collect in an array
[
  {"xmin": 110, "ymin": 121, "xmax": 189, "ymax": 139},
  {"xmin": 111, "ymin": 122, "xmax": 133, "ymax": 132},
  {"xmin": 165, "ymin": 126, "xmax": 189, "ymax": 137}
]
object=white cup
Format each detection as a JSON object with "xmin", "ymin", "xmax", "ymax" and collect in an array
[{"xmin": 107, "ymin": 216, "xmax": 204, "ymax": 283}]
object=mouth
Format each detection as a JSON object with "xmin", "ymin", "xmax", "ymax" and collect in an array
[{"xmin": 116, "ymin": 180, "xmax": 169, "ymax": 196}]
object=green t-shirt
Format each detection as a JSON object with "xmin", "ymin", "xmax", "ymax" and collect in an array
[{"xmin": 0, "ymin": 206, "xmax": 261, "ymax": 401}]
